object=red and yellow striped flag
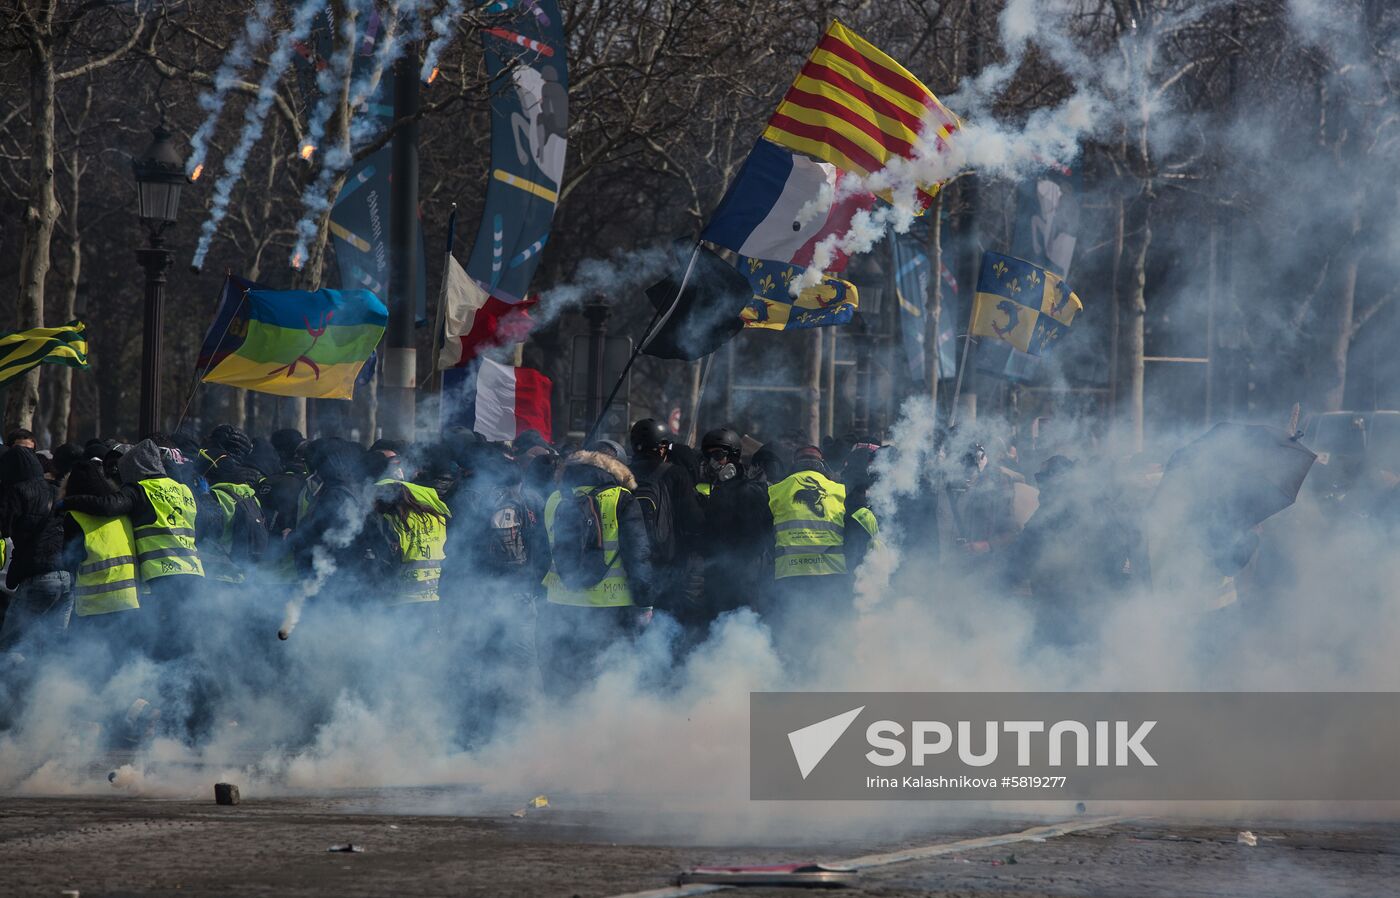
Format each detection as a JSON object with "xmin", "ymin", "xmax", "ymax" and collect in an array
[{"xmin": 763, "ymin": 20, "xmax": 959, "ymax": 204}]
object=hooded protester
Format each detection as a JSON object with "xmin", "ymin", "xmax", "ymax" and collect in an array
[
  {"xmin": 537, "ymin": 449, "xmax": 654, "ymax": 695},
  {"xmin": 0, "ymin": 446, "xmax": 70, "ymax": 652},
  {"xmin": 61, "ymin": 460, "xmax": 140, "ymax": 631},
  {"xmin": 52, "ymin": 443, "xmax": 84, "ymax": 482},
  {"xmin": 260, "ymin": 432, "xmax": 309, "ymax": 536},
  {"xmin": 102, "ymin": 444, "xmax": 130, "ymax": 486},
  {"xmin": 197, "ymin": 426, "xmax": 268, "ymax": 585},
  {"xmin": 270, "ymin": 429, "xmax": 307, "ymax": 475},
  {"xmin": 61, "ymin": 439, "xmax": 203, "ymax": 653}
]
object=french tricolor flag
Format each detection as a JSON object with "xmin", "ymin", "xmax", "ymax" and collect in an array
[
  {"xmin": 700, "ymin": 138, "xmax": 872, "ymax": 272},
  {"xmin": 436, "ymin": 254, "xmax": 537, "ymax": 369},
  {"xmin": 463, "ymin": 358, "xmax": 553, "ymax": 443}
]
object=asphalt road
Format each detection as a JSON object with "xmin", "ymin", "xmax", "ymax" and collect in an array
[{"xmin": 1, "ymin": 794, "xmax": 1396, "ymax": 897}]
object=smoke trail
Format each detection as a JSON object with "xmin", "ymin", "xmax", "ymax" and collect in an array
[
  {"xmin": 420, "ymin": 0, "xmax": 467, "ymax": 82},
  {"xmin": 278, "ymin": 507, "xmax": 371, "ymax": 640},
  {"xmin": 296, "ymin": 0, "xmax": 366, "ymax": 171},
  {"xmin": 185, "ymin": 0, "xmax": 277, "ymax": 181},
  {"xmin": 191, "ymin": 0, "xmax": 330, "ymax": 272},
  {"xmin": 288, "ymin": 0, "xmax": 430, "ymax": 270}
]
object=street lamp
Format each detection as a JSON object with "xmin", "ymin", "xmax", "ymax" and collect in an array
[{"xmin": 131, "ymin": 124, "xmax": 186, "ymax": 437}]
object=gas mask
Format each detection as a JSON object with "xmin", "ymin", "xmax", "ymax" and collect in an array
[{"xmin": 705, "ymin": 454, "xmax": 737, "ymax": 483}]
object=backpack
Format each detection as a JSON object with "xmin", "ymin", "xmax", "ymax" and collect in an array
[
  {"xmin": 631, "ymin": 462, "xmax": 676, "ymax": 565},
  {"xmin": 551, "ymin": 490, "xmax": 616, "ymax": 589},
  {"xmin": 484, "ymin": 488, "xmax": 534, "ymax": 573},
  {"xmin": 225, "ymin": 489, "xmax": 269, "ymax": 564}
]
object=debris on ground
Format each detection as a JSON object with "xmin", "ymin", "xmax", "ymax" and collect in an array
[
  {"xmin": 327, "ymin": 844, "xmax": 364, "ymax": 853},
  {"xmin": 106, "ymin": 765, "xmax": 143, "ymax": 790},
  {"xmin": 511, "ymin": 794, "xmax": 550, "ymax": 817},
  {"xmin": 1237, "ymin": 831, "xmax": 1258, "ymax": 847},
  {"xmin": 1075, "ymin": 802, "xmax": 1087, "ymax": 814},
  {"xmin": 678, "ymin": 863, "xmax": 857, "ymax": 887},
  {"xmin": 214, "ymin": 783, "xmax": 240, "ymax": 806}
]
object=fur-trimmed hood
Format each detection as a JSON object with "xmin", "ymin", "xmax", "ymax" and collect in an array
[{"xmin": 560, "ymin": 449, "xmax": 637, "ymax": 491}]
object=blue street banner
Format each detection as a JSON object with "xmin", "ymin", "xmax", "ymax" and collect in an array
[{"xmin": 463, "ymin": 1, "xmax": 568, "ymax": 303}]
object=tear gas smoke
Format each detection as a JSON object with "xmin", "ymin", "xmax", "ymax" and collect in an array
[
  {"xmin": 7, "ymin": 0, "xmax": 1400, "ymax": 845},
  {"xmin": 191, "ymin": 0, "xmax": 329, "ymax": 272},
  {"xmin": 288, "ymin": 0, "xmax": 429, "ymax": 270},
  {"xmin": 420, "ymin": 0, "xmax": 466, "ymax": 83},
  {"xmin": 185, "ymin": 0, "xmax": 277, "ymax": 180}
]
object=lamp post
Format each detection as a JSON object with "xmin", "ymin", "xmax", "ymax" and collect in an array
[{"xmin": 131, "ymin": 124, "xmax": 186, "ymax": 437}]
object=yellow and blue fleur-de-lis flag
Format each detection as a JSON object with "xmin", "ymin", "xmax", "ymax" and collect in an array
[
  {"xmin": 737, "ymin": 256, "xmax": 859, "ymax": 330},
  {"xmin": 970, "ymin": 251, "xmax": 1082, "ymax": 356}
]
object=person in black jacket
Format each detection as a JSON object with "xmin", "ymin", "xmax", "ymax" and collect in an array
[
  {"xmin": 61, "ymin": 440, "xmax": 204, "ymax": 657},
  {"xmin": 284, "ymin": 438, "xmax": 373, "ymax": 590},
  {"xmin": 696, "ymin": 428, "xmax": 774, "ymax": 623},
  {"xmin": 627, "ymin": 419, "xmax": 703, "ymax": 628},
  {"xmin": 0, "ymin": 446, "xmax": 70, "ymax": 653}
]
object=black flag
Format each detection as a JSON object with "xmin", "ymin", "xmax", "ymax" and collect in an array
[{"xmin": 640, "ymin": 242, "xmax": 751, "ymax": 360}]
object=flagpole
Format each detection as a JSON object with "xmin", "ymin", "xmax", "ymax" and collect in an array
[
  {"xmin": 947, "ymin": 331, "xmax": 974, "ymax": 430},
  {"xmin": 686, "ymin": 352, "xmax": 716, "ymax": 446},
  {"xmin": 582, "ymin": 240, "xmax": 701, "ymax": 446},
  {"xmin": 428, "ymin": 203, "xmax": 458, "ymax": 395},
  {"xmin": 176, "ymin": 274, "xmax": 249, "ymax": 433}
]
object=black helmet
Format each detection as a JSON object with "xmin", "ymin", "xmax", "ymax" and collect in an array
[
  {"xmin": 629, "ymin": 418, "xmax": 672, "ymax": 455},
  {"xmin": 701, "ymin": 427, "xmax": 742, "ymax": 461}
]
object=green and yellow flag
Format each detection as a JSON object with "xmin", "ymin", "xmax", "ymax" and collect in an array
[
  {"xmin": 200, "ymin": 284, "xmax": 386, "ymax": 400},
  {"xmin": 0, "ymin": 320, "xmax": 90, "ymax": 386}
]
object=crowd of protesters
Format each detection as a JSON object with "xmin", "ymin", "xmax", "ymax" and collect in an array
[{"xmin": 0, "ymin": 409, "xmax": 1305, "ymax": 739}]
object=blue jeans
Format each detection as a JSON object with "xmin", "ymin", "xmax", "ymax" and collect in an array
[{"xmin": 0, "ymin": 571, "xmax": 73, "ymax": 654}]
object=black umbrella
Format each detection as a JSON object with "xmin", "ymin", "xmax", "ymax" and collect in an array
[{"xmin": 1153, "ymin": 423, "xmax": 1317, "ymax": 533}]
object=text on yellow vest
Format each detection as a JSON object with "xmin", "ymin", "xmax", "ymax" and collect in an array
[{"xmin": 134, "ymin": 477, "xmax": 204, "ymax": 581}]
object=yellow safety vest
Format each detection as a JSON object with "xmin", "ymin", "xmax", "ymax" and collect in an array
[
  {"xmin": 542, "ymin": 486, "xmax": 635, "ymax": 607},
  {"xmin": 695, "ymin": 482, "xmax": 713, "ymax": 497},
  {"xmin": 205, "ymin": 481, "xmax": 259, "ymax": 583},
  {"xmin": 768, "ymin": 470, "xmax": 848, "ymax": 579},
  {"xmin": 376, "ymin": 479, "xmax": 450, "ymax": 605},
  {"xmin": 851, "ymin": 506, "xmax": 880, "ymax": 545},
  {"xmin": 134, "ymin": 478, "xmax": 204, "ymax": 581},
  {"xmin": 70, "ymin": 511, "xmax": 141, "ymax": 616}
]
